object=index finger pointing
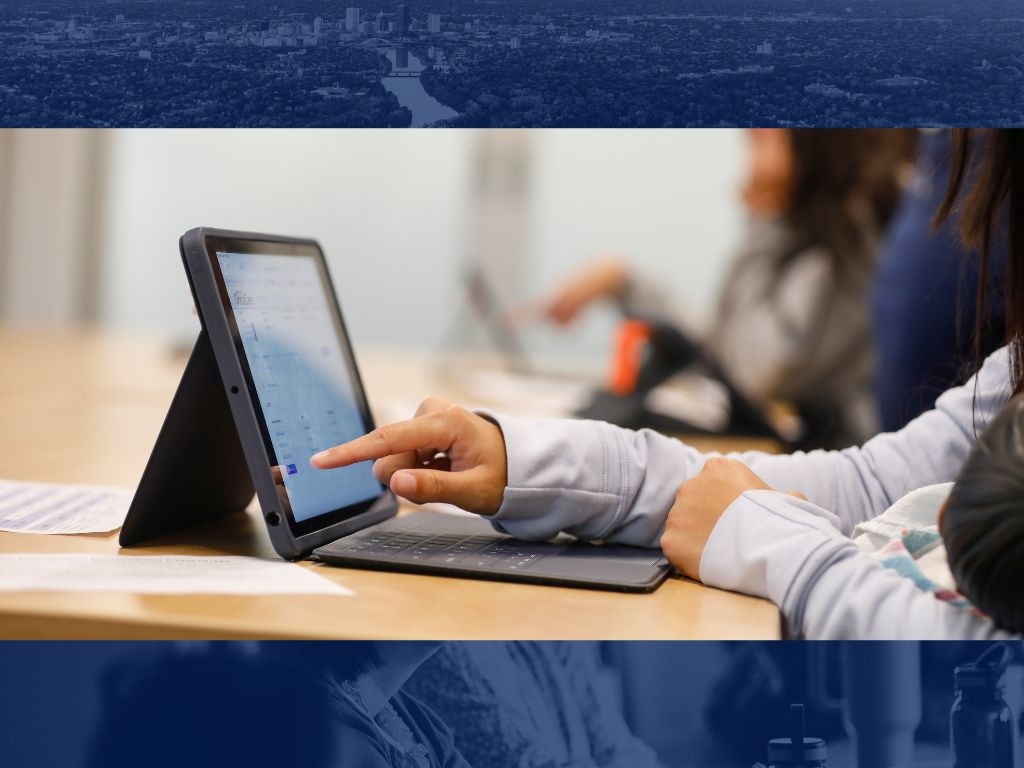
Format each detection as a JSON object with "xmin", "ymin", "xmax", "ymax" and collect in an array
[{"xmin": 310, "ymin": 415, "xmax": 452, "ymax": 470}]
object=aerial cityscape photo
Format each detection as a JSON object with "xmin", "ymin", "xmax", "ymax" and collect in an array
[{"xmin": 1, "ymin": 0, "xmax": 1022, "ymax": 127}]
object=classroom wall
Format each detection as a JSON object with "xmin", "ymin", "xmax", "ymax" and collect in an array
[
  {"xmin": 525, "ymin": 130, "xmax": 744, "ymax": 360},
  {"xmin": 96, "ymin": 129, "xmax": 745, "ymax": 361},
  {"xmin": 97, "ymin": 129, "xmax": 471, "ymax": 351}
]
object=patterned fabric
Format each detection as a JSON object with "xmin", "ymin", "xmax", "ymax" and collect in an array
[
  {"xmin": 330, "ymin": 680, "xmax": 471, "ymax": 768},
  {"xmin": 852, "ymin": 482, "xmax": 976, "ymax": 612},
  {"xmin": 405, "ymin": 642, "xmax": 664, "ymax": 768}
]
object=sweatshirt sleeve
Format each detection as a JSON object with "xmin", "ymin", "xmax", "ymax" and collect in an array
[
  {"xmin": 484, "ymin": 346, "xmax": 1011, "ymax": 545},
  {"xmin": 484, "ymin": 415, "xmax": 700, "ymax": 547},
  {"xmin": 615, "ymin": 269, "xmax": 709, "ymax": 340},
  {"xmin": 699, "ymin": 490, "xmax": 1019, "ymax": 640},
  {"xmin": 736, "ymin": 344, "xmax": 1011, "ymax": 534}
]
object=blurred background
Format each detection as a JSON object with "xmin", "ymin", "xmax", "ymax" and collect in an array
[
  {"xmin": 0, "ymin": 129, "xmax": 743, "ymax": 366},
  {"xmin": 1, "ymin": 640, "xmax": 1020, "ymax": 768},
  {"xmin": 4, "ymin": 128, "xmax": 1006, "ymax": 449}
]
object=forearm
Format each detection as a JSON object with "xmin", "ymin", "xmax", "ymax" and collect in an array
[
  {"xmin": 487, "ymin": 413, "xmax": 955, "ymax": 548},
  {"xmin": 486, "ymin": 415, "xmax": 702, "ymax": 547},
  {"xmin": 736, "ymin": 344, "xmax": 1009, "ymax": 532},
  {"xmin": 701, "ymin": 490, "xmax": 1017, "ymax": 640},
  {"xmin": 486, "ymin": 407, "xmax": 964, "ymax": 548},
  {"xmin": 486, "ymin": 347, "xmax": 1008, "ymax": 544}
]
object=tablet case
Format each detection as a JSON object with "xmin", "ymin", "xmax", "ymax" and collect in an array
[{"xmin": 119, "ymin": 330, "xmax": 254, "ymax": 546}]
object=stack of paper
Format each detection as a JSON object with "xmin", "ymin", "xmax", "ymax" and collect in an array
[{"xmin": 0, "ymin": 479, "xmax": 131, "ymax": 534}]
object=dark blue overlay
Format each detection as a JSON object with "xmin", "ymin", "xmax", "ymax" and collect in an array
[
  {"xmin": 0, "ymin": 0, "xmax": 1022, "ymax": 127},
  {"xmin": 1, "ymin": 641, "xmax": 1021, "ymax": 767}
]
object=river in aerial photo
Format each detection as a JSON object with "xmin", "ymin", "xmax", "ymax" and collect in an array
[{"xmin": 381, "ymin": 47, "xmax": 459, "ymax": 127}]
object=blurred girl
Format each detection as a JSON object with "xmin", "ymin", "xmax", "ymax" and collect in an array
[{"xmin": 542, "ymin": 129, "xmax": 915, "ymax": 446}]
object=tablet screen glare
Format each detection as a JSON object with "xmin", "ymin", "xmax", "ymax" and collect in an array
[{"xmin": 217, "ymin": 250, "xmax": 382, "ymax": 523}]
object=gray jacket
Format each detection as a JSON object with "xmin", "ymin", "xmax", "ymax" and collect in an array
[
  {"xmin": 485, "ymin": 345, "xmax": 1017, "ymax": 640},
  {"xmin": 618, "ymin": 217, "xmax": 878, "ymax": 445}
]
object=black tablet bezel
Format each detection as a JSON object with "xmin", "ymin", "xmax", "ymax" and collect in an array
[{"xmin": 195, "ymin": 231, "xmax": 388, "ymax": 541}]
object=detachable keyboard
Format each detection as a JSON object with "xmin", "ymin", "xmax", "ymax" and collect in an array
[
  {"xmin": 324, "ymin": 529, "xmax": 556, "ymax": 571},
  {"xmin": 313, "ymin": 510, "xmax": 672, "ymax": 592}
]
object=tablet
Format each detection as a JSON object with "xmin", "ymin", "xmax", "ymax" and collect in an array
[{"xmin": 180, "ymin": 228, "xmax": 398, "ymax": 559}]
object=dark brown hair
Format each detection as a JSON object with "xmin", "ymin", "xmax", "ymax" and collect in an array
[
  {"xmin": 781, "ymin": 129, "xmax": 918, "ymax": 272},
  {"xmin": 938, "ymin": 129, "xmax": 1024, "ymax": 395},
  {"xmin": 944, "ymin": 393, "xmax": 1024, "ymax": 632}
]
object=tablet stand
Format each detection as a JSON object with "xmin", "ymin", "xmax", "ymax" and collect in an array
[{"xmin": 119, "ymin": 330, "xmax": 254, "ymax": 546}]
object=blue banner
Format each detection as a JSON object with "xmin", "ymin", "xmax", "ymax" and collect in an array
[
  {"xmin": 1, "ymin": 641, "xmax": 1021, "ymax": 767},
  {"xmin": 1, "ymin": 1, "xmax": 1021, "ymax": 126}
]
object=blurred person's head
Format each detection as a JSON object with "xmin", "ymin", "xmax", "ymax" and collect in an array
[
  {"xmin": 85, "ymin": 646, "xmax": 358, "ymax": 768},
  {"xmin": 742, "ymin": 128, "xmax": 795, "ymax": 217},
  {"xmin": 743, "ymin": 128, "xmax": 917, "ymax": 270},
  {"xmin": 940, "ymin": 394, "xmax": 1024, "ymax": 633}
]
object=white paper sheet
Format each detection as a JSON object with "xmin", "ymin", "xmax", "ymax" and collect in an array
[
  {"xmin": 0, "ymin": 479, "xmax": 131, "ymax": 534},
  {"xmin": 0, "ymin": 554, "xmax": 353, "ymax": 595}
]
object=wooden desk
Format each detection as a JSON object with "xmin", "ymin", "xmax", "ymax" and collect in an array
[{"xmin": 0, "ymin": 328, "xmax": 782, "ymax": 640}]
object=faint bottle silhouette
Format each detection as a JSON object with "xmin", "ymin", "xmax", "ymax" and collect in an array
[{"xmin": 951, "ymin": 644, "xmax": 1017, "ymax": 768}]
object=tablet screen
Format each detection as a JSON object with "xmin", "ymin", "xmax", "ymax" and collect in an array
[{"xmin": 216, "ymin": 249, "xmax": 382, "ymax": 528}]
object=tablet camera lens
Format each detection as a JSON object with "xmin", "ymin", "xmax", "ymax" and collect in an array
[
  {"xmin": 230, "ymin": 386, "xmax": 239, "ymax": 394},
  {"xmin": 265, "ymin": 512, "xmax": 280, "ymax": 526}
]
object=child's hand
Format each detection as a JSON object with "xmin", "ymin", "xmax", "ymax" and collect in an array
[
  {"xmin": 310, "ymin": 397, "xmax": 508, "ymax": 515},
  {"xmin": 660, "ymin": 458, "xmax": 774, "ymax": 580}
]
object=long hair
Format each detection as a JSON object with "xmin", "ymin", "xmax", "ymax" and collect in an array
[
  {"xmin": 778, "ymin": 129, "xmax": 917, "ymax": 275},
  {"xmin": 937, "ymin": 129, "xmax": 1024, "ymax": 395}
]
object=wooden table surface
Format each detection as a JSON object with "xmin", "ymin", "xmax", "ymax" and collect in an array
[{"xmin": 0, "ymin": 327, "xmax": 782, "ymax": 639}]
